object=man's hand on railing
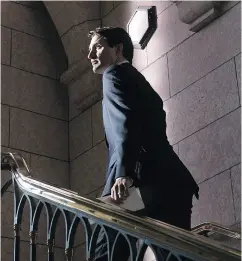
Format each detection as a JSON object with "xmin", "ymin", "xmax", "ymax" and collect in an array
[{"xmin": 111, "ymin": 177, "xmax": 133, "ymax": 201}]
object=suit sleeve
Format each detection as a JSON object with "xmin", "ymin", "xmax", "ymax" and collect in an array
[{"xmin": 103, "ymin": 69, "xmax": 141, "ymax": 183}]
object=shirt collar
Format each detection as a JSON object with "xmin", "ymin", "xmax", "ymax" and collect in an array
[
  {"xmin": 116, "ymin": 59, "xmax": 129, "ymax": 65},
  {"xmin": 104, "ymin": 59, "xmax": 129, "ymax": 73}
]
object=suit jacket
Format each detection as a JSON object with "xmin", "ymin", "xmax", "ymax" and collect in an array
[{"xmin": 101, "ymin": 63, "xmax": 199, "ymax": 208}]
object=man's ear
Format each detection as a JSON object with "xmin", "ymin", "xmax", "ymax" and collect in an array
[{"xmin": 115, "ymin": 43, "xmax": 124, "ymax": 55}]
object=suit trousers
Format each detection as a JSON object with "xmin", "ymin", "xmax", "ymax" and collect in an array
[{"xmin": 89, "ymin": 189, "xmax": 193, "ymax": 261}]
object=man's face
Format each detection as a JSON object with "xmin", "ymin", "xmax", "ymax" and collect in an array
[{"xmin": 88, "ymin": 35, "xmax": 117, "ymax": 74}]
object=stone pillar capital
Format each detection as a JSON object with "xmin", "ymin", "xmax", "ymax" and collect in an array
[
  {"xmin": 61, "ymin": 60, "xmax": 102, "ymax": 118},
  {"xmin": 175, "ymin": 1, "xmax": 221, "ymax": 32}
]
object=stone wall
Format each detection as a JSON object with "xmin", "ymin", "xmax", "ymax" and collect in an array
[
  {"xmin": 1, "ymin": 1, "xmax": 68, "ymax": 260},
  {"xmin": 100, "ymin": 1, "xmax": 241, "ymax": 229}
]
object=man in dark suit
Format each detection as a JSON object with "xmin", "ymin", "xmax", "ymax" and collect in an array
[{"xmin": 87, "ymin": 27, "xmax": 199, "ymax": 261}]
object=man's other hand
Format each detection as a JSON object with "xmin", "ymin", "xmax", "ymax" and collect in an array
[{"xmin": 111, "ymin": 178, "xmax": 133, "ymax": 202}]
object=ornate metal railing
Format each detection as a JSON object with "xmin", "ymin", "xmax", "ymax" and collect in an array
[{"xmin": 1, "ymin": 152, "xmax": 241, "ymax": 261}]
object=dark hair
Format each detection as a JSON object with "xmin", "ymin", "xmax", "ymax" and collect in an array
[{"xmin": 88, "ymin": 27, "xmax": 134, "ymax": 64}]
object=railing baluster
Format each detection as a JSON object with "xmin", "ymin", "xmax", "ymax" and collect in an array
[
  {"xmin": 14, "ymin": 224, "xmax": 21, "ymax": 261},
  {"xmin": 29, "ymin": 231, "xmax": 37, "ymax": 261},
  {"xmin": 65, "ymin": 248, "xmax": 74, "ymax": 261},
  {"xmin": 47, "ymin": 239, "xmax": 55, "ymax": 261}
]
